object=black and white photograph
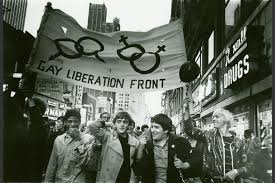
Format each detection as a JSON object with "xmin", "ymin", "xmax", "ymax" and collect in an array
[{"xmin": 2, "ymin": 0, "xmax": 272, "ymax": 182}]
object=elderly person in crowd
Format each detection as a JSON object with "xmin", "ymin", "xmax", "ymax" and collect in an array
[
  {"xmin": 184, "ymin": 105, "xmax": 251, "ymax": 183},
  {"xmin": 45, "ymin": 109, "xmax": 94, "ymax": 183},
  {"xmin": 88, "ymin": 111, "xmax": 140, "ymax": 183}
]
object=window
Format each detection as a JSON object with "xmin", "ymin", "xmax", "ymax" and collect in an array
[
  {"xmin": 225, "ymin": 0, "xmax": 261, "ymax": 40},
  {"xmin": 208, "ymin": 31, "xmax": 214, "ymax": 64},
  {"xmin": 225, "ymin": 0, "xmax": 241, "ymax": 38},
  {"xmin": 192, "ymin": 46, "xmax": 203, "ymax": 85},
  {"xmin": 195, "ymin": 46, "xmax": 203, "ymax": 76}
]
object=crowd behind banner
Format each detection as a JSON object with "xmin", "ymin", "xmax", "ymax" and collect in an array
[{"xmin": 3, "ymin": 81, "xmax": 272, "ymax": 183}]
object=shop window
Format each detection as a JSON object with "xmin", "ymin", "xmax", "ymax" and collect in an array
[
  {"xmin": 257, "ymin": 100, "xmax": 272, "ymax": 140},
  {"xmin": 231, "ymin": 112, "xmax": 250, "ymax": 139},
  {"xmin": 208, "ymin": 31, "xmax": 215, "ymax": 64}
]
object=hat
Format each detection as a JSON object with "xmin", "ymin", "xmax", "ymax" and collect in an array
[{"xmin": 151, "ymin": 114, "xmax": 172, "ymax": 132}]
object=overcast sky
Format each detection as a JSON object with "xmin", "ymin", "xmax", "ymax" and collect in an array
[
  {"xmin": 25, "ymin": 0, "xmax": 172, "ymax": 36},
  {"xmin": 24, "ymin": 0, "xmax": 171, "ymax": 115}
]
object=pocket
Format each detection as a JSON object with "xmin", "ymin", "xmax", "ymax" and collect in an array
[{"xmin": 56, "ymin": 148, "xmax": 65, "ymax": 163}]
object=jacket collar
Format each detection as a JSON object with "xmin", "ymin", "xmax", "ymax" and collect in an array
[{"xmin": 108, "ymin": 130, "xmax": 138, "ymax": 157}]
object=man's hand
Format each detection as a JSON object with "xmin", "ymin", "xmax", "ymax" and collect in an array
[
  {"xmin": 224, "ymin": 169, "xmax": 239, "ymax": 180},
  {"xmin": 139, "ymin": 134, "xmax": 147, "ymax": 147},
  {"xmin": 105, "ymin": 121, "xmax": 114, "ymax": 128},
  {"xmin": 174, "ymin": 157, "xmax": 190, "ymax": 169}
]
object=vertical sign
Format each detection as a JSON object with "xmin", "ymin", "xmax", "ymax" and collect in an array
[{"xmin": 75, "ymin": 85, "xmax": 83, "ymax": 108}]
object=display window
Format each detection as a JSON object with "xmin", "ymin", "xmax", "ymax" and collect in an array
[
  {"xmin": 229, "ymin": 103, "xmax": 252, "ymax": 139},
  {"xmin": 231, "ymin": 112, "xmax": 250, "ymax": 139},
  {"xmin": 257, "ymin": 99, "xmax": 272, "ymax": 140}
]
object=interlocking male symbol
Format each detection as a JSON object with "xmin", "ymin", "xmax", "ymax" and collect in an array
[
  {"xmin": 117, "ymin": 35, "xmax": 166, "ymax": 74},
  {"xmin": 49, "ymin": 37, "xmax": 105, "ymax": 62}
]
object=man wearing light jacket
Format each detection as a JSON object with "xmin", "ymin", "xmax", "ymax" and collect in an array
[
  {"xmin": 45, "ymin": 109, "xmax": 94, "ymax": 183},
  {"xmin": 88, "ymin": 111, "xmax": 140, "ymax": 183}
]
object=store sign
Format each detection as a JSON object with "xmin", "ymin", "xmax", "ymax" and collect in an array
[
  {"xmin": 47, "ymin": 100, "xmax": 57, "ymax": 106},
  {"xmin": 75, "ymin": 85, "xmax": 83, "ymax": 108},
  {"xmin": 45, "ymin": 108, "xmax": 66, "ymax": 117},
  {"xmin": 224, "ymin": 26, "xmax": 263, "ymax": 89},
  {"xmin": 59, "ymin": 103, "xmax": 66, "ymax": 109}
]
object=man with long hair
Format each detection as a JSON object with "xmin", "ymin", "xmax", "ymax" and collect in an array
[{"xmin": 88, "ymin": 111, "xmax": 140, "ymax": 183}]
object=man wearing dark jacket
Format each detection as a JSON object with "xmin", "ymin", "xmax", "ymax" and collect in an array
[{"xmin": 135, "ymin": 113, "xmax": 194, "ymax": 183}]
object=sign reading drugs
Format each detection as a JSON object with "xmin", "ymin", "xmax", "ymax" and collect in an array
[
  {"xmin": 28, "ymin": 8, "xmax": 187, "ymax": 92},
  {"xmin": 223, "ymin": 25, "xmax": 264, "ymax": 89}
]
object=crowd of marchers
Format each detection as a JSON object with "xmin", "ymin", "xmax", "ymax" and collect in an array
[{"xmin": 4, "ymin": 88, "xmax": 272, "ymax": 183}]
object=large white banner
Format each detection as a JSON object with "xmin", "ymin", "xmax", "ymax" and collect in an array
[{"xmin": 29, "ymin": 8, "xmax": 187, "ymax": 92}]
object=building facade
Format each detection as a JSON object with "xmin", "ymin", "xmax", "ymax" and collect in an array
[
  {"xmin": 87, "ymin": 3, "xmax": 120, "ymax": 33},
  {"xmin": 163, "ymin": 0, "xmax": 272, "ymax": 139},
  {"xmin": 115, "ymin": 92, "xmax": 151, "ymax": 127},
  {"xmin": 82, "ymin": 88, "xmax": 115, "ymax": 122},
  {"xmin": 87, "ymin": 3, "xmax": 107, "ymax": 32},
  {"xmin": 3, "ymin": 0, "xmax": 28, "ymax": 31}
]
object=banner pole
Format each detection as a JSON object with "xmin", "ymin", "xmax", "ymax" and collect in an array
[
  {"xmin": 18, "ymin": 2, "xmax": 53, "ymax": 96},
  {"xmin": 26, "ymin": 2, "xmax": 53, "ymax": 70}
]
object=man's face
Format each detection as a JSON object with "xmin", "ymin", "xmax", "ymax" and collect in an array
[
  {"xmin": 65, "ymin": 116, "xmax": 81, "ymax": 138},
  {"xmin": 114, "ymin": 118, "xmax": 130, "ymax": 135},
  {"xmin": 101, "ymin": 113, "xmax": 110, "ymax": 122},
  {"xmin": 55, "ymin": 119, "xmax": 64, "ymax": 130},
  {"xmin": 151, "ymin": 122, "xmax": 168, "ymax": 141},
  {"xmin": 212, "ymin": 112, "xmax": 227, "ymax": 129}
]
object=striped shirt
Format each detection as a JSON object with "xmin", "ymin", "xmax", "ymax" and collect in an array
[{"xmin": 223, "ymin": 136, "xmax": 234, "ymax": 173}]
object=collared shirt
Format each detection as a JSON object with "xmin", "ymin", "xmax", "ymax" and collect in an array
[{"xmin": 153, "ymin": 138, "xmax": 169, "ymax": 183}]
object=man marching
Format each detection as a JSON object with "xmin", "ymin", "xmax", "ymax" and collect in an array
[
  {"xmin": 135, "ymin": 113, "xmax": 194, "ymax": 183},
  {"xmin": 88, "ymin": 111, "xmax": 140, "ymax": 183}
]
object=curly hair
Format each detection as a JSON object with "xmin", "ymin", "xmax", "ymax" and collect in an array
[{"xmin": 112, "ymin": 111, "xmax": 134, "ymax": 125}]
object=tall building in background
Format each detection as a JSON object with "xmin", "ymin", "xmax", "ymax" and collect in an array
[
  {"xmin": 81, "ymin": 3, "xmax": 121, "ymax": 122},
  {"xmin": 87, "ymin": 3, "xmax": 107, "ymax": 32},
  {"xmin": 3, "ymin": 0, "xmax": 28, "ymax": 31},
  {"xmin": 87, "ymin": 3, "xmax": 120, "ymax": 33},
  {"xmin": 115, "ymin": 93, "xmax": 150, "ymax": 127}
]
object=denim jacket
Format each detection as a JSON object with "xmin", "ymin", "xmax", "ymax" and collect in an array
[{"xmin": 44, "ymin": 132, "xmax": 94, "ymax": 183}]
